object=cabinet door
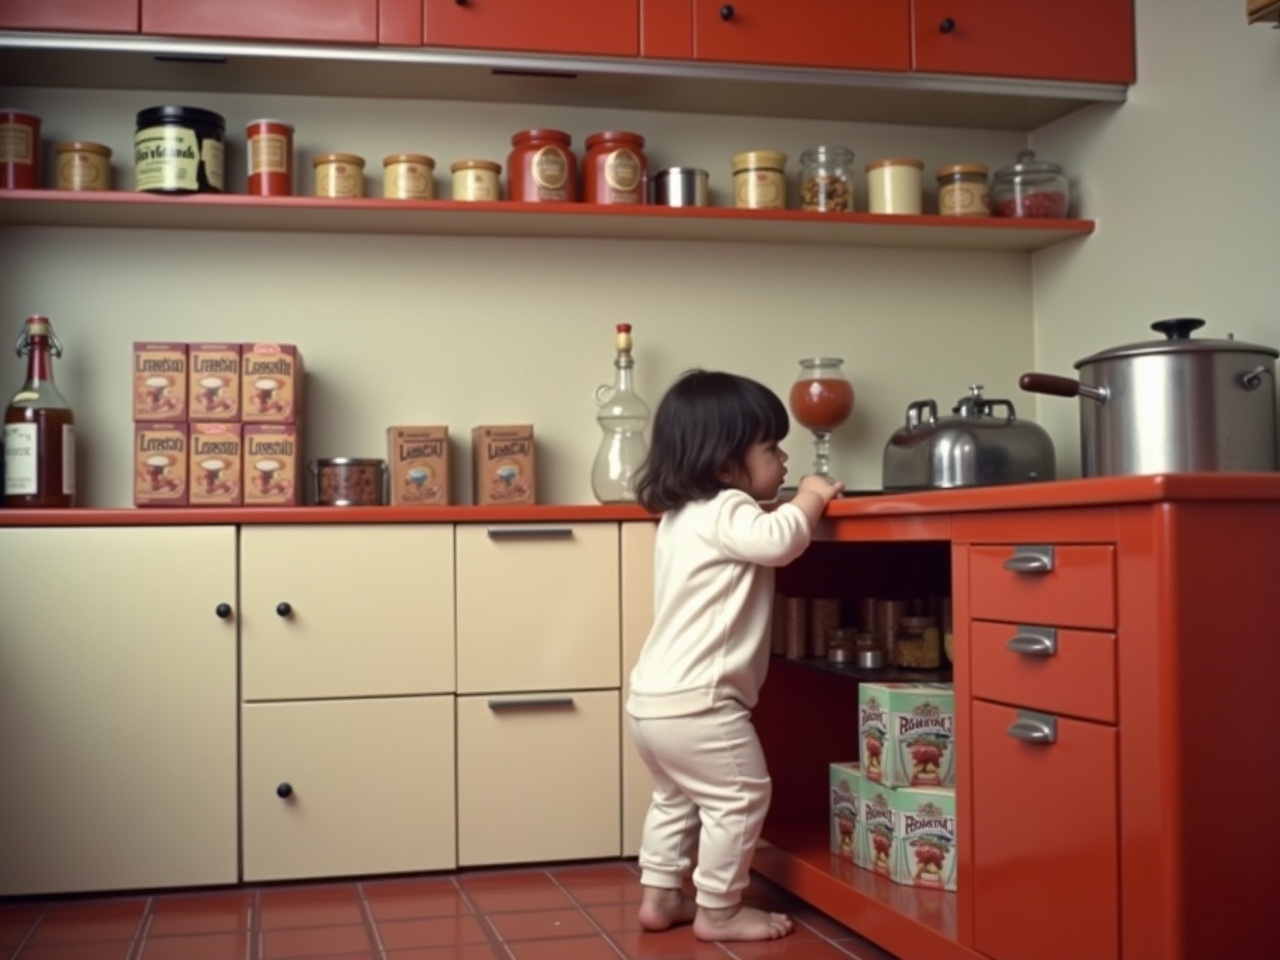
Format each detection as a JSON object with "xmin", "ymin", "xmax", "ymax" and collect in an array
[
  {"xmin": 424, "ymin": 0, "xmax": 640, "ymax": 57},
  {"xmin": 457, "ymin": 690, "xmax": 620, "ymax": 865},
  {"xmin": 142, "ymin": 0, "xmax": 379, "ymax": 43},
  {"xmin": 693, "ymin": 0, "xmax": 909, "ymax": 72},
  {"xmin": 241, "ymin": 525, "xmax": 455, "ymax": 700},
  {"xmin": 912, "ymin": 0, "xmax": 1135, "ymax": 84},
  {"xmin": 242, "ymin": 696, "xmax": 455, "ymax": 881},
  {"xmin": 621, "ymin": 521, "xmax": 656, "ymax": 857},
  {"xmin": 455, "ymin": 523, "xmax": 619, "ymax": 694},
  {"xmin": 972, "ymin": 700, "xmax": 1119, "ymax": 960},
  {"xmin": 0, "ymin": 527, "xmax": 237, "ymax": 896},
  {"xmin": 0, "ymin": 0, "xmax": 138, "ymax": 32}
]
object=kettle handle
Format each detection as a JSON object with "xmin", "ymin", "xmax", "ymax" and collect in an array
[
  {"xmin": 1020, "ymin": 373, "xmax": 1109, "ymax": 403},
  {"xmin": 985, "ymin": 398, "xmax": 1017, "ymax": 423},
  {"xmin": 905, "ymin": 399, "xmax": 938, "ymax": 430}
]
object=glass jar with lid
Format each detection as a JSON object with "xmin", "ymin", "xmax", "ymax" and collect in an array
[
  {"xmin": 799, "ymin": 145, "xmax": 854, "ymax": 212},
  {"xmin": 991, "ymin": 149, "xmax": 1070, "ymax": 218},
  {"xmin": 731, "ymin": 150, "xmax": 787, "ymax": 210},
  {"xmin": 935, "ymin": 163, "xmax": 989, "ymax": 217}
]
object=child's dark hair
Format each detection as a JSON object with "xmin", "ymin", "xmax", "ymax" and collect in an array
[{"xmin": 634, "ymin": 369, "xmax": 789, "ymax": 513}]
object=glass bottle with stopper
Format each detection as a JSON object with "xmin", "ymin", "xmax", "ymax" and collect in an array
[
  {"xmin": 591, "ymin": 323, "xmax": 650, "ymax": 503},
  {"xmin": 4, "ymin": 314, "xmax": 76, "ymax": 508}
]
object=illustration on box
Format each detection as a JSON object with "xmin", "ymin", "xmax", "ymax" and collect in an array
[
  {"xmin": 859, "ymin": 683, "xmax": 955, "ymax": 788},
  {"xmin": 829, "ymin": 762, "xmax": 864, "ymax": 866}
]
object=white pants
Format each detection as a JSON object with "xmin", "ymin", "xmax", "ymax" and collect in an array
[{"xmin": 628, "ymin": 701, "xmax": 771, "ymax": 909}]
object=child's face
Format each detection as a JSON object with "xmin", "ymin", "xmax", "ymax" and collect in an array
[{"xmin": 723, "ymin": 439, "xmax": 788, "ymax": 500}]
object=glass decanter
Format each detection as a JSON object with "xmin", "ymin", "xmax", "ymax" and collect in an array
[
  {"xmin": 788, "ymin": 357, "xmax": 854, "ymax": 478},
  {"xmin": 591, "ymin": 323, "xmax": 650, "ymax": 503}
]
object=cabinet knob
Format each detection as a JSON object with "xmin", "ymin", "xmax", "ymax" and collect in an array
[
  {"xmin": 720, "ymin": 5, "xmax": 735, "ymax": 21},
  {"xmin": 276, "ymin": 602, "xmax": 293, "ymax": 618},
  {"xmin": 939, "ymin": 17, "xmax": 956, "ymax": 33},
  {"xmin": 215, "ymin": 603, "xmax": 233, "ymax": 620},
  {"xmin": 276, "ymin": 782, "xmax": 293, "ymax": 798},
  {"xmin": 455, "ymin": 0, "xmax": 468, "ymax": 5}
]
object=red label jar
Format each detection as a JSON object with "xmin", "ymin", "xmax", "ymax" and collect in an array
[
  {"xmin": 0, "ymin": 109, "xmax": 41, "ymax": 189},
  {"xmin": 508, "ymin": 129, "xmax": 576, "ymax": 203},
  {"xmin": 584, "ymin": 131, "xmax": 646, "ymax": 205},
  {"xmin": 246, "ymin": 118, "xmax": 294, "ymax": 196}
]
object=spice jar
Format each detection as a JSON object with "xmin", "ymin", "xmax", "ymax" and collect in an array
[
  {"xmin": 508, "ymin": 129, "xmax": 576, "ymax": 202},
  {"xmin": 936, "ymin": 163, "xmax": 989, "ymax": 217},
  {"xmin": 732, "ymin": 150, "xmax": 787, "ymax": 210},
  {"xmin": 584, "ymin": 131, "xmax": 646, "ymax": 204},
  {"xmin": 246, "ymin": 119, "xmax": 294, "ymax": 196},
  {"xmin": 383, "ymin": 153, "xmax": 435, "ymax": 200},
  {"xmin": 866, "ymin": 158, "xmax": 923, "ymax": 215},
  {"xmin": 135, "ymin": 105, "xmax": 225, "ymax": 194},
  {"xmin": 809, "ymin": 597, "xmax": 841, "ymax": 658},
  {"xmin": 799, "ymin": 146, "xmax": 854, "ymax": 212},
  {"xmin": 991, "ymin": 149, "xmax": 1070, "ymax": 218},
  {"xmin": 894, "ymin": 615, "xmax": 942, "ymax": 670},
  {"xmin": 312, "ymin": 152, "xmax": 365, "ymax": 198},
  {"xmin": 55, "ymin": 141, "xmax": 112, "ymax": 191},
  {"xmin": 451, "ymin": 159, "xmax": 501, "ymax": 201},
  {"xmin": 783, "ymin": 595, "xmax": 808, "ymax": 660},
  {"xmin": 1, "ymin": 109, "xmax": 41, "ymax": 189}
]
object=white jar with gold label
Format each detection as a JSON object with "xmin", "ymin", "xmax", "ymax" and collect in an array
[
  {"xmin": 731, "ymin": 150, "xmax": 788, "ymax": 210},
  {"xmin": 450, "ymin": 159, "xmax": 502, "ymax": 201},
  {"xmin": 56, "ymin": 141, "xmax": 112, "ymax": 191},
  {"xmin": 312, "ymin": 152, "xmax": 366, "ymax": 199},
  {"xmin": 866, "ymin": 157, "xmax": 924, "ymax": 215},
  {"xmin": 383, "ymin": 153, "xmax": 436, "ymax": 200}
]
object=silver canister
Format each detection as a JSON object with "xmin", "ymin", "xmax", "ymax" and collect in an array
[{"xmin": 651, "ymin": 167, "xmax": 708, "ymax": 207}]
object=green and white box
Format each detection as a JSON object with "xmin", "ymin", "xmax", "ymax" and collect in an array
[
  {"xmin": 890, "ymin": 786, "xmax": 957, "ymax": 891},
  {"xmin": 828, "ymin": 762, "xmax": 865, "ymax": 867},
  {"xmin": 858, "ymin": 682, "xmax": 956, "ymax": 788},
  {"xmin": 860, "ymin": 777, "xmax": 896, "ymax": 878}
]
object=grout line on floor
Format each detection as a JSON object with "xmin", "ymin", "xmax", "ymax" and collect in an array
[
  {"xmin": 354, "ymin": 881, "xmax": 388, "ymax": 960},
  {"xmin": 544, "ymin": 871, "xmax": 627, "ymax": 959}
]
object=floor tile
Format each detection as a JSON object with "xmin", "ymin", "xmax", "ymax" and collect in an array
[
  {"xmin": 25, "ymin": 899, "xmax": 146, "ymax": 946},
  {"xmin": 363, "ymin": 879, "xmax": 469, "ymax": 921},
  {"xmin": 260, "ymin": 923, "xmax": 376, "ymax": 958},
  {"xmin": 826, "ymin": 936, "xmax": 898, "ymax": 960},
  {"xmin": 607, "ymin": 928, "xmax": 730, "ymax": 959},
  {"xmin": 147, "ymin": 893, "xmax": 253, "ymax": 936},
  {"xmin": 506, "ymin": 936, "xmax": 626, "ymax": 960},
  {"xmin": 584, "ymin": 902, "xmax": 640, "ymax": 933},
  {"xmin": 376, "ymin": 915, "xmax": 489, "ymax": 949},
  {"xmin": 466, "ymin": 885, "xmax": 574, "ymax": 913},
  {"xmin": 487, "ymin": 907, "xmax": 598, "ymax": 942},
  {"xmin": 15, "ymin": 944, "xmax": 134, "ymax": 960},
  {"xmin": 0, "ymin": 904, "xmax": 43, "ymax": 949},
  {"xmin": 727, "ymin": 940, "xmax": 864, "ymax": 960},
  {"xmin": 557, "ymin": 876, "xmax": 645, "ymax": 906},
  {"xmin": 258, "ymin": 885, "xmax": 365, "ymax": 929},
  {"xmin": 137, "ymin": 931, "xmax": 249, "ymax": 959},
  {"xmin": 385, "ymin": 947, "xmax": 509, "ymax": 960}
]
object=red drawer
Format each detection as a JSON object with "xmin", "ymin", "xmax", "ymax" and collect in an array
[
  {"xmin": 0, "ymin": 0, "xmax": 139, "ymax": 33},
  {"xmin": 970, "ymin": 620, "xmax": 1116, "ymax": 723},
  {"xmin": 968, "ymin": 543, "xmax": 1116, "ymax": 630},
  {"xmin": 142, "ymin": 0, "xmax": 378, "ymax": 43},
  {"xmin": 424, "ymin": 0, "xmax": 640, "ymax": 57}
]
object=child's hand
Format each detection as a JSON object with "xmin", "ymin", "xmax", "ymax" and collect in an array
[{"xmin": 798, "ymin": 474, "xmax": 845, "ymax": 503}]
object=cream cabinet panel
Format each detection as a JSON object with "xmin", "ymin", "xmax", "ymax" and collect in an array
[
  {"xmin": 455, "ymin": 523, "xmax": 619, "ymax": 694},
  {"xmin": 457, "ymin": 690, "xmax": 620, "ymax": 865},
  {"xmin": 620, "ymin": 521, "xmax": 656, "ymax": 857},
  {"xmin": 0, "ymin": 526, "xmax": 238, "ymax": 896},
  {"xmin": 241, "ymin": 525, "xmax": 455, "ymax": 700},
  {"xmin": 242, "ymin": 696, "xmax": 455, "ymax": 881}
]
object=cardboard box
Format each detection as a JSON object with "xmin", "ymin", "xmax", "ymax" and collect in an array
[
  {"xmin": 890, "ymin": 786, "xmax": 957, "ymax": 891},
  {"xmin": 189, "ymin": 423, "xmax": 243, "ymax": 506},
  {"xmin": 188, "ymin": 342, "xmax": 242, "ymax": 422},
  {"xmin": 243, "ymin": 424, "xmax": 299, "ymax": 506},
  {"xmin": 471, "ymin": 424, "xmax": 535, "ymax": 505},
  {"xmin": 241, "ymin": 342, "xmax": 303, "ymax": 424},
  {"xmin": 132, "ymin": 342, "xmax": 187, "ymax": 421},
  {"xmin": 829, "ymin": 761, "xmax": 865, "ymax": 867},
  {"xmin": 859, "ymin": 682, "xmax": 956, "ymax": 788},
  {"xmin": 860, "ymin": 778, "xmax": 896, "ymax": 878},
  {"xmin": 387, "ymin": 426, "xmax": 450, "ymax": 506},
  {"xmin": 133, "ymin": 422, "xmax": 188, "ymax": 506}
]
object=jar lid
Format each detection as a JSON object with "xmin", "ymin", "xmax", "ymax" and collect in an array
[
  {"xmin": 512, "ymin": 128, "xmax": 572, "ymax": 146},
  {"xmin": 865, "ymin": 157, "xmax": 924, "ymax": 172},
  {"xmin": 1075, "ymin": 318, "xmax": 1279, "ymax": 367},
  {"xmin": 246, "ymin": 118, "xmax": 295, "ymax": 130},
  {"xmin": 585, "ymin": 130, "xmax": 645, "ymax": 149},
  {"xmin": 312, "ymin": 152, "xmax": 366, "ymax": 167},
  {"xmin": 383, "ymin": 153, "xmax": 435, "ymax": 167},
  {"xmin": 800, "ymin": 145, "xmax": 854, "ymax": 163},
  {"xmin": 994, "ymin": 149, "xmax": 1063, "ymax": 180},
  {"xmin": 450, "ymin": 159, "xmax": 502, "ymax": 174},
  {"xmin": 56, "ymin": 140, "xmax": 112, "ymax": 157},
  {"xmin": 731, "ymin": 150, "xmax": 787, "ymax": 173},
  {"xmin": 0, "ymin": 109, "xmax": 40, "ymax": 122},
  {"xmin": 314, "ymin": 457, "xmax": 385, "ymax": 467},
  {"xmin": 936, "ymin": 163, "xmax": 988, "ymax": 179},
  {"xmin": 136, "ymin": 105, "xmax": 226, "ymax": 129}
]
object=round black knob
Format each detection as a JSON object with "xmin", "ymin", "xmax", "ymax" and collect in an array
[
  {"xmin": 276, "ymin": 782, "xmax": 293, "ymax": 799},
  {"xmin": 455, "ymin": 0, "xmax": 467, "ymax": 5},
  {"xmin": 276, "ymin": 602, "xmax": 292, "ymax": 618},
  {"xmin": 215, "ymin": 603, "xmax": 232, "ymax": 619},
  {"xmin": 720, "ymin": 5, "xmax": 735, "ymax": 21},
  {"xmin": 939, "ymin": 17, "xmax": 956, "ymax": 33}
]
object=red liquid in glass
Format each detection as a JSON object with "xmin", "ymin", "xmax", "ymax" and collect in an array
[{"xmin": 789, "ymin": 378, "xmax": 854, "ymax": 431}]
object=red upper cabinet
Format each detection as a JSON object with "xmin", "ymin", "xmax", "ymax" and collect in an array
[
  {"xmin": 424, "ymin": 0, "xmax": 640, "ymax": 58},
  {"xmin": 641, "ymin": 0, "xmax": 693, "ymax": 59},
  {"xmin": 912, "ymin": 0, "xmax": 1135, "ymax": 84},
  {"xmin": 0, "ymin": 0, "xmax": 139, "ymax": 33},
  {"xmin": 141, "ymin": 0, "xmax": 380, "ymax": 44},
  {"xmin": 693, "ymin": 0, "xmax": 909, "ymax": 72}
]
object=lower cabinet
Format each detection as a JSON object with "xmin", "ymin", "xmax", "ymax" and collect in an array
[{"xmin": 621, "ymin": 521, "xmax": 656, "ymax": 857}]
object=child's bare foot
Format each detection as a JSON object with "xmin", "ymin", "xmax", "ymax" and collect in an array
[
  {"xmin": 637, "ymin": 885, "xmax": 698, "ymax": 931},
  {"xmin": 693, "ymin": 903, "xmax": 793, "ymax": 941}
]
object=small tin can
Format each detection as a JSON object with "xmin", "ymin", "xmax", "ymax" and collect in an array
[
  {"xmin": 383, "ymin": 153, "xmax": 436, "ymax": 200},
  {"xmin": 651, "ymin": 167, "xmax": 708, "ymax": 207},
  {"xmin": 584, "ymin": 131, "xmax": 646, "ymax": 205},
  {"xmin": 311, "ymin": 457, "xmax": 387, "ymax": 506},
  {"xmin": 55, "ymin": 141, "xmax": 112, "ymax": 191},
  {"xmin": 450, "ymin": 159, "xmax": 501, "ymax": 201},
  {"xmin": 312, "ymin": 152, "xmax": 366, "ymax": 198},
  {"xmin": 508, "ymin": 129, "xmax": 576, "ymax": 202},
  {"xmin": 0, "ymin": 109, "xmax": 41, "ymax": 189},
  {"xmin": 135, "ymin": 105, "xmax": 225, "ymax": 194},
  {"xmin": 732, "ymin": 150, "xmax": 788, "ymax": 210},
  {"xmin": 246, "ymin": 119, "xmax": 294, "ymax": 196},
  {"xmin": 866, "ymin": 157, "xmax": 924, "ymax": 215},
  {"xmin": 936, "ymin": 163, "xmax": 990, "ymax": 217}
]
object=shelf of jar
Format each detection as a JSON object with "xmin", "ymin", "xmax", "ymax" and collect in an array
[{"xmin": 0, "ymin": 190, "xmax": 1094, "ymax": 250}]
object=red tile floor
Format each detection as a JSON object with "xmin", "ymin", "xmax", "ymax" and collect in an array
[{"xmin": 1, "ymin": 861, "xmax": 899, "ymax": 960}]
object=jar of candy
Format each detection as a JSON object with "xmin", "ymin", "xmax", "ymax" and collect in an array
[
  {"xmin": 991, "ymin": 149, "xmax": 1070, "ymax": 218},
  {"xmin": 799, "ymin": 146, "xmax": 854, "ymax": 212}
]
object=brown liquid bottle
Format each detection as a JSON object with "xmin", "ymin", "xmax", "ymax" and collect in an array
[{"xmin": 4, "ymin": 315, "xmax": 76, "ymax": 508}]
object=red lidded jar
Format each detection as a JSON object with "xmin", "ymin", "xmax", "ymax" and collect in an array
[
  {"xmin": 584, "ymin": 130, "xmax": 646, "ymax": 205},
  {"xmin": 1, "ymin": 110, "xmax": 41, "ymax": 189},
  {"xmin": 246, "ymin": 119, "xmax": 294, "ymax": 196},
  {"xmin": 508, "ymin": 129, "xmax": 576, "ymax": 203}
]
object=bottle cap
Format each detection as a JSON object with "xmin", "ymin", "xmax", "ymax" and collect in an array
[{"xmin": 615, "ymin": 323, "xmax": 632, "ymax": 353}]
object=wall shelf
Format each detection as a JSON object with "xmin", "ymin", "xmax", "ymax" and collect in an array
[{"xmin": 0, "ymin": 190, "xmax": 1094, "ymax": 250}]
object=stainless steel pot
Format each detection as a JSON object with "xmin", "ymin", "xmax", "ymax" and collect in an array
[{"xmin": 1020, "ymin": 318, "xmax": 1279, "ymax": 477}]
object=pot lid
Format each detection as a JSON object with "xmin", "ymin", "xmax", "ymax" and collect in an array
[{"xmin": 1075, "ymin": 318, "xmax": 1279, "ymax": 367}]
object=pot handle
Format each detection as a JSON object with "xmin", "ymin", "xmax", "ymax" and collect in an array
[{"xmin": 1020, "ymin": 373, "xmax": 1109, "ymax": 403}]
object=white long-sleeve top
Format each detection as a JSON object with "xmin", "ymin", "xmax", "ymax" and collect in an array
[{"xmin": 626, "ymin": 489, "xmax": 812, "ymax": 719}]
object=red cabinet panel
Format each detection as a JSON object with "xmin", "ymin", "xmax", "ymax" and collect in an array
[
  {"xmin": 912, "ymin": 0, "xmax": 1135, "ymax": 84},
  {"xmin": 424, "ymin": 0, "xmax": 640, "ymax": 57},
  {"xmin": 0, "ymin": 0, "xmax": 138, "ymax": 33},
  {"xmin": 380, "ymin": 0, "xmax": 422, "ymax": 45},
  {"xmin": 972, "ymin": 700, "xmax": 1118, "ymax": 960},
  {"xmin": 693, "ymin": 0, "xmax": 909, "ymax": 72},
  {"xmin": 970, "ymin": 621, "xmax": 1116, "ymax": 723},
  {"xmin": 968, "ymin": 544, "xmax": 1115, "ymax": 631},
  {"xmin": 642, "ymin": 0, "xmax": 692, "ymax": 59},
  {"xmin": 142, "ymin": 0, "xmax": 379, "ymax": 44}
]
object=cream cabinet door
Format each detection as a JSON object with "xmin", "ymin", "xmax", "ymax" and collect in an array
[
  {"xmin": 457, "ymin": 690, "xmax": 620, "ymax": 865},
  {"xmin": 621, "ymin": 521, "xmax": 656, "ymax": 857},
  {"xmin": 242, "ymin": 696, "xmax": 455, "ymax": 881},
  {"xmin": 241, "ymin": 525, "xmax": 455, "ymax": 700},
  {"xmin": 0, "ymin": 526, "xmax": 238, "ymax": 896},
  {"xmin": 455, "ymin": 523, "xmax": 619, "ymax": 694}
]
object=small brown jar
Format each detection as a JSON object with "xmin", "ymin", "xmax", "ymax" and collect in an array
[
  {"xmin": 584, "ymin": 131, "xmax": 646, "ymax": 205},
  {"xmin": 56, "ymin": 141, "xmax": 112, "ymax": 191},
  {"xmin": 383, "ymin": 153, "xmax": 436, "ymax": 200},
  {"xmin": 936, "ymin": 163, "xmax": 990, "ymax": 217},
  {"xmin": 451, "ymin": 159, "xmax": 502, "ymax": 201},
  {"xmin": 313, "ymin": 153, "xmax": 365, "ymax": 198},
  {"xmin": 508, "ymin": 129, "xmax": 576, "ymax": 202}
]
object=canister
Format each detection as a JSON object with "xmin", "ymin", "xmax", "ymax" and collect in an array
[
  {"xmin": 508, "ymin": 129, "xmax": 575, "ymax": 202},
  {"xmin": 799, "ymin": 145, "xmax": 854, "ymax": 212},
  {"xmin": 55, "ymin": 141, "xmax": 112, "ymax": 191},
  {"xmin": 312, "ymin": 152, "xmax": 365, "ymax": 198},
  {"xmin": 732, "ymin": 150, "xmax": 787, "ymax": 210},
  {"xmin": 311, "ymin": 458, "xmax": 387, "ymax": 506},
  {"xmin": 651, "ymin": 167, "xmax": 708, "ymax": 207},
  {"xmin": 383, "ymin": 153, "xmax": 436, "ymax": 200},
  {"xmin": 246, "ymin": 119, "xmax": 294, "ymax": 196},
  {"xmin": 936, "ymin": 163, "xmax": 989, "ymax": 216},
  {"xmin": 451, "ymin": 159, "xmax": 501, "ymax": 201},
  {"xmin": 134, "ymin": 105, "xmax": 225, "ymax": 194},
  {"xmin": 866, "ymin": 157, "xmax": 923, "ymax": 215},
  {"xmin": 0, "ymin": 109, "xmax": 40, "ymax": 189},
  {"xmin": 584, "ymin": 131, "xmax": 646, "ymax": 205}
]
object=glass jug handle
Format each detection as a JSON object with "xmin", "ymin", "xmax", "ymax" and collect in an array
[{"xmin": 594, "ymin": 383, "xmax": 614, "ymax": 407}]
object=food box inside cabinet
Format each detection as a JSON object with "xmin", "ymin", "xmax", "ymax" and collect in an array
[
  {"xmin": 388, "ymin": 425, "xmax": 449, "ymax": 506},
  {"xmin": 859, "ymin": 683, "xmax": 955, "ymax": 788},
  {"xmin": 189, "ymin": 423, "xmax": 242, "ymax": 506},
  {"xmin": 829, "ymin": 762, "xmax": 866, "ymax": 868},
  {"xmin": 134, "ymin": 421, "xmax": 188, "ymax": 506},
  {"xmin": 132, "ymin": 342, "xmax": 188, "ymax": 421},
  {"xmin": 243, "ymin": 424, "xmax": 298, "ymax": 506},
  {"xmin": 188, "ymin": 342, "xmax": 242, "ymax": 421},
  {"xmin": 891, "ymin": 786, "xmax": 957, "ymax": 891},
  {"xmin": 241, "ymin": 342, "xmax": 303, "ymax": 424},
  {"xmin": 472, "ymin": 424, "xmax": 536, "ymax": 505}
]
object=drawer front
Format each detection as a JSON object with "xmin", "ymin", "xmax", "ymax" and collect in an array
[
  {"xmin": 0, "ymin": 0, "xmax": 138, "ymax": 32},
  {"xmin": 457, "ymin": 690, "xmax": 621, "ymax": 866},
  {"xmin": 971, "ymin": 621, "xmax": 1116, "ymax": 724},
  {"xmin": 143, "ymin": 0, "xmax": 378, "ymax": 43},
  {"xmin": 972, "ymin": 700, "xmax": 1118, "ymax": 960},
  {"xmin": 424, "ymin": 0, "xmax": 640, "ymax": 57},
  {"xmin": 969, "ymin": 543, "xmax": 1116, "ymax": 630}
]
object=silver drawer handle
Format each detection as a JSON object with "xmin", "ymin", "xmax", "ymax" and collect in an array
[
  {"xmin": 1002, "ymin": 545, "xmax": 1055, "ymax": 574},
  {"xmin": 486, "ymin": 526, "xmax": 574, "ymax": 539},
  {"xmin": 1008, "ymin": 709, "xmax": 1058, "ymax": 744},
  {"xmin": 487, "ymin": 697, "xmax": 575, "ymax": 710},
  {"xmin": 1006, "ymin": 626, "xmax": 1058, "ymax": 657}
]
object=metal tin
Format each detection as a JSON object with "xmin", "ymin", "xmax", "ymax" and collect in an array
[
  {"xmin": 247, "ymin": 119, "xmax": 294, "ymax": 196},
  {"xmin": 135, "ymin": 105, "xmax": 225, "ymax": 194},
  {"xmin": 731, "ymin": 150, "xmax": 787, "ymax": 209},
  {"xmin": 0, "ymin": 109, "xmax": 41, "ymax": 189},
  {"xmin": 56, "ymin": 141, "xmax": 112, "ymax": 191},
  {"xmin": 312, "ymin": 152, "xmax": 365, "ymax": 198},
  {"xmin": 383, "ymin": 153, "xmax": 436, "ymax": 200},
  {"xmin": 651, "ymin": 167, "xmax": 708, "ymax": 207},
  {"xmin": 450, "ymin": 159, "xmax": 501, "ymax": 201},
  {"xmin": 310, "ymin": 457, "xmax": 387, "ymax": 506},
  {"xmin": 855, "ymin": 649, "xmax": 885, "ymax": 669}
]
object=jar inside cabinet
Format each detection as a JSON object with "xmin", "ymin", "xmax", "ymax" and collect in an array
[
  {"xmin": 991, "ymin": 149, "xmax": 1070, "ymax": 219},
  {"xmin": 799, "ymin": 145, "xmax": 854, "ymax": 212}
]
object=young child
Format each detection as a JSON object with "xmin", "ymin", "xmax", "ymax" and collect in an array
[{"xmin": 627, "ymin": 369, "xmax": 844, "ymax": 942}]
